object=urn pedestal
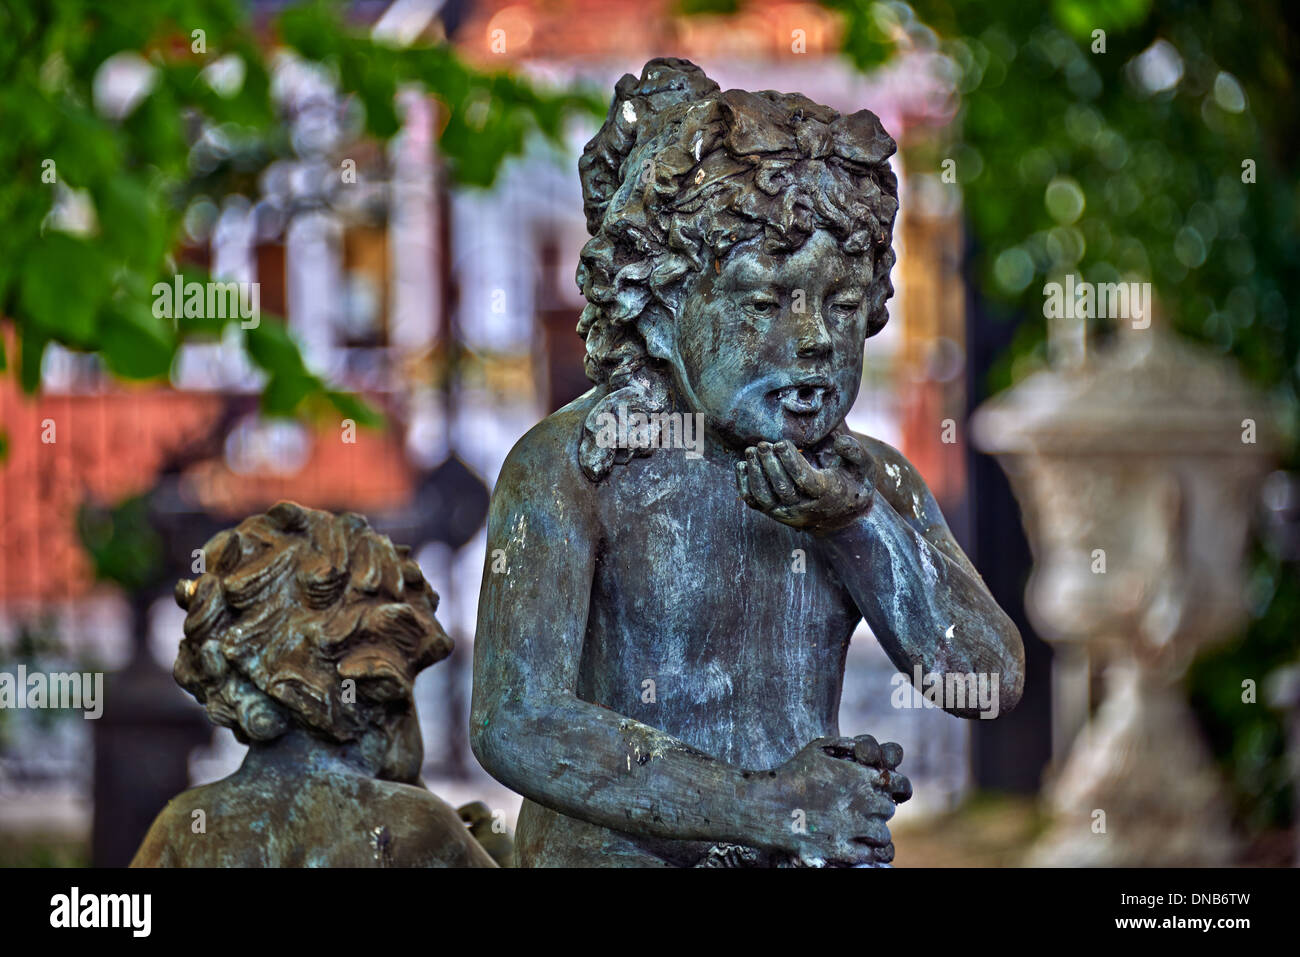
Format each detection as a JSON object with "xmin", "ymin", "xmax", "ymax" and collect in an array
[{"xmin": 972, "ymin": 324, "xmax": 1275, "ymax": 866}]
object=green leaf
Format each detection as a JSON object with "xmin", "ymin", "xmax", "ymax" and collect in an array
[
  {"xmin": 348, "ymin": 53, "xmax": 400, "ymax": 139},
  {"xmin": 277, "ymin": 3, "xmax": 342, "ymax": 62},
  {"xmin": 324, "ymin": 388, "xmax": 383, "ymax": 428},
  {"xmin": 18, "ymin": 331, "xmax": 47, "ymax": 393},
  {"xmin": 97, "ymin": 174, "xmax": 165, "ymax": 269},
  {"xmin": 19, "ymin": 233, "xmax": 109, "ymax": 346},
  {"xmin": 156, "ymin": 268, "xmax": 234, "ymax": 339},
  {"xmin": 0, "ymin": 244, "xmax": 15, "ymax": 313},
  {"xmin": 261, "ymin": 371, "xmax": 318, "ymax": 416},
  {"xmin": 675, "ymin": 0, "xmax": 741, "ymax": 12},
  {"xmin": 98, "ymin": 299, "xmax": 175, "ymax": 380},
  {"xmin": 53, "ymin": 106, "xmax": 122, "ymax": 185},
  {"xmin": 76, "ymin": 495, "xmax": 163, "ymax": 593},
  {"xmin": 1051, "ymin": 0, "xmax": 1152, "ymax": 40},
  {"xmin": 244, "ymin": 317, "xmax": 309, "ymax": 378}
]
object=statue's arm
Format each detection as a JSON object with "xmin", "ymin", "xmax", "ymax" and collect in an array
[
  {"xmin": 822, "ymin": 436, "xmax": 1024, "ymax": 716},
  {"xmin": 469, "ymin": 435, "xmax": 778, "ymax": 848},
  {"xmin": 129, "ymin": 805, "xmax": 178, "ymax": 867}
]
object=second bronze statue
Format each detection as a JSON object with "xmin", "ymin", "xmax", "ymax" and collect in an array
[{"xmin": 132, "ymin": 502, "xmax": 502, "ymax": 868}]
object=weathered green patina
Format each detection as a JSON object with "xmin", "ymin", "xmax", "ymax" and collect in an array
[
  {"xmin": 471, "ymin": 58, "xmax": 1024, "ymax": 867},
  {"xmin": 132, "ymin": 502, "xmax": 498, "ymax": 868}
]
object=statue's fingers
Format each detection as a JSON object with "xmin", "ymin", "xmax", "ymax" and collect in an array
[
  {"xmin": 771, "ymin": 506, "xmax": 805, "ymax": 527},
  {"xmin": 848, "ymin": 817, "xmax": 893, "ymax": 847},
  {"xmin": 736, "ymin": 462, "xmax": 757, "ymax": 508},
  {"xmin": 757, "ymin": 442, "xmax": 800, "ymax": 505},
  {"xmin": 744, "ymin": 447, "xmax": 778, "ymax": 509},
  {"xmin": 774, "ymin": 441, "xmax": 827, "ymax": 497},
  {"xmin": 853, "ymin": 734, "xmax": 881, "ymax": 767},
  {"xmin": 817, "ymin": 736, "xmax": 858, "ymax": 759},
  {"xmin": 880, "ymin": 741, "xmax": 904, "ymax": 770},
  {"xmin": 887, "ymin": 771, "xmax": 913, "ymax": 804},
  {"xmin": 850, "ymin": 785, "xmax": 896, "ymax": 820},
  {"xmin": 833, "ymin": 433, "xmax": 870, "ymax": 468}
]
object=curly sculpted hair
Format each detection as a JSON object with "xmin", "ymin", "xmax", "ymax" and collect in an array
[
  {"xmin": 575, "ymin": 57, "xmax": 899, "ymax": 481},
  {"xmin": 173, "ymin": 501, "xmax": 450, "ymax": 745}
]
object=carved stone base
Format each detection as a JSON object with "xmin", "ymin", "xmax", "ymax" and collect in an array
[{"xmin": 1029, "ymin": 661, "xmax": 1238, "ymax": 866}]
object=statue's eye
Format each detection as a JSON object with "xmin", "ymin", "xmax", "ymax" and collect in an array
[
  {"xmin": 830, "ymin": 298, "xmax": 862, "ymax": 315},
  {"xmin": 743, "ymin": 296, "xmax": 778, "ymax": 316}
]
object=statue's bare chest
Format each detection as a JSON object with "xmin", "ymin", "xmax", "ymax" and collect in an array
[{"xmin": 580, "ymin": 455, "xmax": 860, "ymax": 764}]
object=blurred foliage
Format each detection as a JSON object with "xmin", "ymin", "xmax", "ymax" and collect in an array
[
  {"xmin": 1189, "ymin": 541, "xmax": 1296, "ymax": 834},
  {"xmin": 0, "ymin": 834, "xmax": 90, "ymax": 868},
  {"xmin": 76, "ymin": 494, "xmax": 163, "ymax": 594},
  {"xmin": 893, "ymin": 791, "xmax": 1052, "ymax": 866},
  {"xmin": 0, "ymin": 832, "xmax": 90, "ymax": 868},
  {"xmin": 828, "ymin": 0, "xmax": 1298, "ymax": 403},
  {"xmin": 0, "ymin": 0, "xmax": 602, "ymax": 422},
  {"xmin": 819, "ymin": 0, "xmax": 1299, "ymax": 829},
  {"xmin": 674, "ymin": 0, "xmax": 744, "ymax": 14}
]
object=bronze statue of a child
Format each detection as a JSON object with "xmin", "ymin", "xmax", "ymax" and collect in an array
[
  {"xmin": 132, "ymin": 502, "xmax": 497, "ymax": 867},
  {"xmin": 472, "ymin": 59, "xmax": 1024, "ymax": 866}
]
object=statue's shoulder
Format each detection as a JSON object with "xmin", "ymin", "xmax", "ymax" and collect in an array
[
  {"xmin": 495, "ymin": 388, "xmax": 601, "ymax": 504},
  {"xmin": 850, "ymin": 430, "xmax": 941, "ymax": 521},
  {"xmin": 129, "ymin": 781, "xmax": 227, "ymax": 866},
  {"xmin": 154, "ymin": 780, "xmax": 226, "ymax": 818},
  {"xmin": 853, "ymin": 432, "xmax": 922, "ymax": 482},
  {"xmin": 354, "ymin": 778, "xmax": 498, "ymax": 867}
]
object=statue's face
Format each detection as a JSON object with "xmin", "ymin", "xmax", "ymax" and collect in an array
[{"xmin": 668, "ymin": 228, "xmax": 873, "ymax": 449}]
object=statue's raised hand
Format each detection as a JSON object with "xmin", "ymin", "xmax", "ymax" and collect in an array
[
  {"xmin": 754, "ymin": 733, "xmax": 912, "ymax": 867},
  {"xmin": 736, "ymin": 433, "xmax": 875, "ymax": 533}
]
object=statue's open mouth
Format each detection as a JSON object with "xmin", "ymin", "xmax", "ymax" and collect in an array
[{"xmin": 773, "ymin": 382, "xmax": 829, "ymax": 415}]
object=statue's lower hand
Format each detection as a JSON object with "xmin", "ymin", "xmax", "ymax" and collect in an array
[
  {"xmin": 757, "ymin": 733, "xmax": 912, "ymax": 867},
  {"xmin": 735, "ymin": 434, "xmax": 875, "ymax": 533}
]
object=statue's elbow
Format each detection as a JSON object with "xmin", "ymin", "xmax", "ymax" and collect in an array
[
  {"xmin": 470, "ymin": 696, "xmax": 530, "ymax": 789},
  {"xmin": 997, "ymin": 630, "xmax": 1026, "ymax": 716},
  {"xmin": 998, "ymin": 669, "xmax": 1024, "ymax": 716},
  {"xmin": 469, "ymin": 700, "xmax": 507, "ymax": 781}
]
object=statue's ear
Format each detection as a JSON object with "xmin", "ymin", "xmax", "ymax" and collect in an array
[{"xmin": 637, "ymin": 308, "xmax": 675, "ymax": 362}]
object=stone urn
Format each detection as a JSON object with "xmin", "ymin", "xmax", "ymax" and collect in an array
[{"xmin": 971, "ymin": 321, "xmax": 1277, "ymax": 865}]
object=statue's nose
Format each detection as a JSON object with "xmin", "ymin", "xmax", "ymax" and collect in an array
[{"xmin": 794, "ymin": 309, "xmax": 833, "ymax": 357}]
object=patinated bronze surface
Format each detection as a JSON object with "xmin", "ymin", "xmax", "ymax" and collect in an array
[
  {"xmin": 472, "ymin": 58, "xmax": 1024, "ymax": 867},
  {"xmin": 131, "ymin": 502, "xmax": 497, "ymax": 867}
]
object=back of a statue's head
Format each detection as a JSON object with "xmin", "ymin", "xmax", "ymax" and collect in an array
[{"xmin": 173, "ymin": 501, "xmax": 449, "ymax": 750}]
